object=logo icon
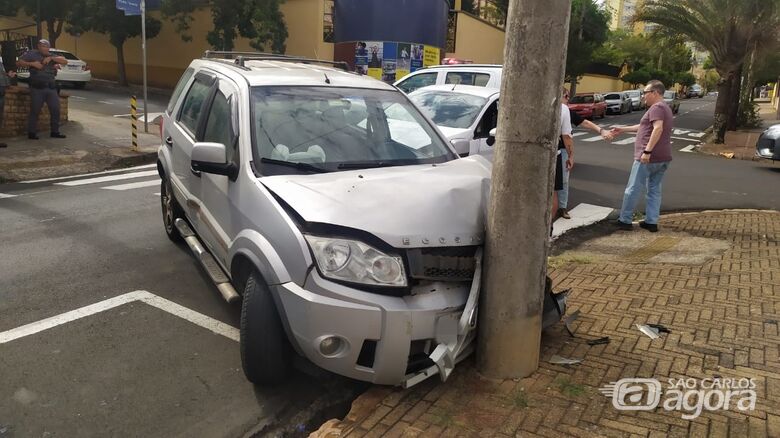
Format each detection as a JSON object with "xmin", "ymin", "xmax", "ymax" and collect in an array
[{"xmin": 599, "ymin": 378, "xmax": 662, "ymax": 410}]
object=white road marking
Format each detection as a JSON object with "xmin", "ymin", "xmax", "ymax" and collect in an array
[
  {"xmin": 0, "ymin": 291, "xmax": 239, "ymax": 345},
  {"xmin": 152, "ymin": 192, "xmax": 161, "ymax": 196},
  {"xmin": 114, "ymin": 112, "xmax": 164, "ymax": 123},
  {"xmin": 0, "ymin": 193, "xmax": 19, "ymax": 199},
  {"xmin": 688, "ymin": 132, "xmax": 706, "ymax": 138},
  {"xmin": 614, "ymin": 137, "xmax": 636, "ymax": 145},
  {"xmin": 22, "ymin": 164, "xmax": 157, "ymax": 184},
  {"xmin": 671, "ymin": 136, "xmax": 700, "ymax": 142},
  {"xmin": 56, "ymin": 170, "xmax": 158, "ymax": 186},
  {"xmin": 98, "ymin": 100, "xmax": 115, "ymax": 105},
  {"xmin": 582, "ymin": 135, "xmax": 604, "ymax": 142},
  {"xmin": 679, "ymin": 145, "xmax": 697, "ymax": 153},
  {"xmin": 572, "ymin": 132, "xmax": 588, "ymax": 138},
  {"xmin": 102, "ymin": 179, "xmax": 160, "ymax": 191},
  {"xmin": 69, "ymin": 96, "xmax": 86, "ymax": 100},
  {"xmin": 673, "ymin": 129, "xmax": 690, "ymax": 135},
  {"xmin": 553, "ymin": 203, "xmax": 613, "ymax": 239}
]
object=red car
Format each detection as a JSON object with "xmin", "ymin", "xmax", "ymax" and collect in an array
[{"xmin": 567, "ymin": 93, "xmax": 607, "ymax": 119}]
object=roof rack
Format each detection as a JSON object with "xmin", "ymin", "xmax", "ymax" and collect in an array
[{"xmin": 202, "ymin": 50, "xmax": 349, "ymax": 71}]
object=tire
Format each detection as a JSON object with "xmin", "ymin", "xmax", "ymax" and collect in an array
[
  {"xmin": 240, "ymin": 271, "xmax": 292, "ymax": 385},
  {"xmin": 161, "ymin": 178, "xmax": 184, "ymax": 242}
]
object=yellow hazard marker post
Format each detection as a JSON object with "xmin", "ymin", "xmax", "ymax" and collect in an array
[{"xmin": 131, "ymin": 95, "xmax": 139, "ymax": 152}]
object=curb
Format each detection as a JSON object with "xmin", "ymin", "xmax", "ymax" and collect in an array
[
  {"xmin": 0, "ymin": 151, "xmax": 158, "ymax": 184},
  {"xmin": 88, "ymin": 78, "xmax": 173, "ymax": 99}
]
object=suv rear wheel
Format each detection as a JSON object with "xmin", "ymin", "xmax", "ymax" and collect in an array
[{"xmin": 240, "ymin": 271, "xmax": 292, "ymax": 385}]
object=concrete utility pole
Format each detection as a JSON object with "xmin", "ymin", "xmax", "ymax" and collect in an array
[{"xmin": 477, "ymin": 0, "xmax": 572, "ymax": 379}]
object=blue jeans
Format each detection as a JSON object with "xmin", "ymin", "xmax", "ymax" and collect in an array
[
  {"xmin": 556, "ymin": 149, "xmax": 570, "ymax": 209},
  {"xmin": 618, "ymin": 160, "xmax": 670, "ymax": 225}
]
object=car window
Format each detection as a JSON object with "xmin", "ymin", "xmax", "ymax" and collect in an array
[
  {"xmin": 168, "ymin": 68, "xmax": 195, "ymax": 114},
  {"xmin": 203, "ymin": 90, "xmax": 235, "ymax": 161},
  {"xmin": 396, "ymin": 72, "xmax": 437, "ymax": 93},
  {"xmin": 252, "ymin": 86, "xmax": 455, "ymax": 174},
  {"xmin": 605, "ymin": 93, "xmax": 620, "ymax": 100},
  {"xmin": 409, "ymin": 90, "xmax": 488, "ymax": 129},
  {"xmin": 178, "ymin": 77, "xmax": 213, "ymax": 139},
  {"xmin": 445, "ymin": 72, "xmax": 491, "ymax": 87},
  {"xmin": 52, "ymin": 50, "xmax": 79, "ymax": 60},
  {"xmin": 570, "ymin": 95, "xmax": 594, "ymax": 104},
  {"xmin": 664, "ymin": 91, "xmax": 675, "ymax": 98},
  {"xmin": 474, "ymin": 100, "xmax": 498, "ymax": 139}
]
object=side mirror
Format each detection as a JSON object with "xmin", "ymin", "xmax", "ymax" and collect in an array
[
  {"xmin": 191, "ymin": 142, "xmax": 238, "ymax": 180},
  {"xmin": 486, "ymin": 127, "xmax": 497, "ymax": 146}
]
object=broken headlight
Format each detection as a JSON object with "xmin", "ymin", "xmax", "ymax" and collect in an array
[{"xmin": 305, "ymin": 235, "xmax": 407, "ymax": 287}]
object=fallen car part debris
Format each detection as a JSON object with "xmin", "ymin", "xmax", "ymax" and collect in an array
[
  {"xmin": 563, "ymin": 310, "xmax": 581, "ymax": 337},
  {"xmin": 646, "ymin": 323, "xmax": 671, "ymax": 334},
  {"xmin": 587, "ymin": 336, "xmax": 610, "ymax": 345},
  {"xmin": 636, "ymin": 324, "xmax": 660, "ymax": 339},
  {"xmin": 719, "ymin": 152, "xmax": 735, "ymax": 159},
  {"xmin": 549, "ymin": 355, "xmax": 583, "ymax": 365}
]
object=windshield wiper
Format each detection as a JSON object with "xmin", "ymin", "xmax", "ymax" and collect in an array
[
  {"xmin": 260, "ymin": 158, "xmax": 329, "ymax": 173},
  {"xmin": 337, "ymin": 161, "xmax": 399, "ymax": 170}
]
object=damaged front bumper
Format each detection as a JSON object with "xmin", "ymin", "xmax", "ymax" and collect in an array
[{"xmin": 274, "ymin": 249, "xmax": 568, "ymax": 387}]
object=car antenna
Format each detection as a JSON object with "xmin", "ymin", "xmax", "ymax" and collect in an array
[
  {"xmin": 451, "ymin": 83, "xmax": 457, "ymax": 91},
  {"xmin": 324, "ymin": 73, "xmax": 331, "ymax": 84}
]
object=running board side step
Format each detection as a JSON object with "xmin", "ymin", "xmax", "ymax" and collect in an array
[{"xmin": 175, "ymin": 218, "xmax": 240, "ymax": 304}]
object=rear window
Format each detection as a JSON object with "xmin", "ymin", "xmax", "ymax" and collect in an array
[
  {"xmin": 626, "ymin": 91, "xmax": 640, "ymax": 97},
  {"xmin": 605, "ymin": 93, "xmax": 621, "ymax": 100},
  {"xmin": 396, "ymin": 72, "xmax": 437, "ymax": 93},
  {"xmin": 664, "ymin": 91, "xmax": 675, "ymax": 98},
  {"xmin": 167, "ymin": 68, "xmax": 195, "ymax": 114},
  {"xmin": 445, "ymin": 72, "xmax": 490, "ymax": 87},
  {"xmin": 570, "ymin": 95, "xmax": 594, "ymax": 104},
  {"xmin": 52, "ymin": 50, "xmax": 79, "ymax": 60}
]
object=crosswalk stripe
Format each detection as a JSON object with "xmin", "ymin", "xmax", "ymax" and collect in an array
[
  {"xmin": 673, "ymin": 129, "xmax": 690, "ymax": 135},
  {"xmin": 572, "ymin": 132, "xmax": 588, "ymax": 137},
  {"xmin": 22, "ymin": 164, "xmax": 157, "ymax": 184},
  {"xmin": 679, "ymin": 145, "xmax": 697, "ymax": 152},
  {"xmin": 56, "ymin": 170, "xmax": 159, "ymax": 186},
  {"xmin": 688, "ymin": 132, "xmax": 706, "ymax": 138},
  {"xmin": 102, "ymin": 179, "xmax": 160, "ymax": 191},
  {"xmin": 0, "ymin": 193, "xmax": 18, "ymax": 199},
  {"xmin": 582, "ymin": 136, "xmax": 604, "ymax": 142},
  {"xmin": 614, "ymin": 137, "xmax": 636, "ymax": 145}
]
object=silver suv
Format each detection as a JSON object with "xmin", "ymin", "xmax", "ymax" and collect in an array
[{"xmin": 157, "ymin": 52, "xmax": 494, "ymax": 387}]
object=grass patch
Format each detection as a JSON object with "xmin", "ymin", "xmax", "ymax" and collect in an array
[
  {"xmin": 632, "ymin": 212, "xmax": 646, "ymax": 222},
  {"xmin": 556, "ymin": 377, "xmax": 585, "ymax": 398},
  {"xmin": 512, "ymin": 390, "xmax": 529, "ymax": 408},
  {"xmin": 548, "ymin": 253, "xmax": 595, "ymax": 270}
]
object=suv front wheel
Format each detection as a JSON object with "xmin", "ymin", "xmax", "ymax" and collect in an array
[
  {"xmin": 240, "ymin": 271, "xmax": 292, "ymax": 385},
  {"xmin": 161, "ymin": 178, "xmax": 184, "ymax": 242}
]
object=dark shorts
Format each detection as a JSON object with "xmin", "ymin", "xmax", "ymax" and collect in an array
[{"xmin": 555, "ymin": 153, "xmax": 563, "ymax": 191}]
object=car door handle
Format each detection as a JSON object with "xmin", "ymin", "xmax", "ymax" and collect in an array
[{"xmin": 165, "ymin": 136, "xmax": 173, "ymax": 146}]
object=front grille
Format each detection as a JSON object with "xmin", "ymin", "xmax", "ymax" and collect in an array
[{"xmin": 407, "ymin": 246, "xmax": 477, "ymax": 282}]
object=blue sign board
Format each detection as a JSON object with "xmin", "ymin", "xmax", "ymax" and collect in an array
[{"xmin": 116, "ymin": 0, "xmax": 160, "ymax": 15}]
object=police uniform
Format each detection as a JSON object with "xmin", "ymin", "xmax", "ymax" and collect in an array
[{"xmin": 20, "ymin": 42, "xmax": 64, "ymax": 138}]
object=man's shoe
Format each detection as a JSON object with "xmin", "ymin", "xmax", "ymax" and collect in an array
[
  {"xmin": 614, "ymin": 220, "xmax": 633, "ymax": 231},
  {"xmin": 558, "ymin": 208, "xmax": 571, "ymax": 219},
  {"xmin": 51, "ymin": 132, "xmax": 67, "ymax": 139},
  {"xmin": 639, "ymin": 221, "xmax": 659, "ymax": 233},
  {"xmin": 28, "ymin": 133, "xmax": 39, "ymax": 140}
]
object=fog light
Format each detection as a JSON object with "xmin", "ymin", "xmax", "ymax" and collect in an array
[{"xmin": 319, "ymin": 336, "xmax": 344, "ymax": 356}]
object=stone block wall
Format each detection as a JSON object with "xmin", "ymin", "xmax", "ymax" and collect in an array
[{"xmin": 0, "ymin": 87, "xmax": 69, "ymax": 137}]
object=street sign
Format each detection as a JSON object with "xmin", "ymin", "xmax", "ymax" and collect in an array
[{"xmin": 116, "ymin": 0, "xmax": 141, "ymax": 16}]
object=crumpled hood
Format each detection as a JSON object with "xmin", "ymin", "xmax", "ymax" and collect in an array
[
  {"xmin": 438, "ymin": 126, "xmax": 472, "ymax": 140},
  {"xmin": 260, "ymin": 156, "xmax": 492, "ymax": 248}
]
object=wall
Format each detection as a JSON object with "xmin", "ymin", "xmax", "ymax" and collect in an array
[
  {"xmin": 0, "ymin": 0, "xmax": 334, "ymax": 88},
  {"xmin": 1, "ymin": 87, "xmax": 69, "ymax": 137},
  {"xmin": 446, "ymin": 12, "xmax": 504, "ymax": 64},
  {"xmin": 576, "ymin": 74, "xmax": 630, "ymax": 93}
]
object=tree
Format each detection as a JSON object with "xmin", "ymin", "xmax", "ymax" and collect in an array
[
  {"xmin": 636, "ymin": 0, "xmax": 780, "ymax": 143},
  {"xmin": 478, "ymin": 0, "xmax": 572, "ymax": 378},
  {"xmin": 700, "ymin": 69, "xmax": 720, "ymax": 93},
  {"xmin": 621, "ymin": 69, "xmax": 651, "ymax": 87},
  {"xmin": 676, "ymin": 72, "xmax": 696, "ymax": 89},
  {"xmin": 3, "ymin": 0, "xmax": 79, "ymax": 47},
  {"xmin": 565, "ymin": 0, "xmax": 610, "ymax": 95},
  {"xmin": 162, "ymin": 0, "xmax": 288, "ymax": 52},
  {"xmin": 67, "ymin": 0, "xmax": 161, "ymax": 86}
]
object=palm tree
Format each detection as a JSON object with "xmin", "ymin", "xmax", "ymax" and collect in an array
[{"xmin": 636, "ymin": 0, "xmax": 780, "ymax": 143}]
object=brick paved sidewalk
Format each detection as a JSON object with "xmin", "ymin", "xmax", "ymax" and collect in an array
[
  {"xmin": 698, "ymin": 101, "xmax": 780, "ymax": 161},
  {"xmin": 312, "ymin": 210, "xmax": 780, "ymax": 438}
]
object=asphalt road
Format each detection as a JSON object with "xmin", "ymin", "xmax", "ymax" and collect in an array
[
  {"xmin": 62, "ymin": 81, "xmax": 169, "ymax": 118},
  {"xmin": 567, "ymin": 95, "xmax": 780, "ymax": 212},
  {"xmin": 0, "ymin": 168, "xmax": 357, "ymax": 437}
]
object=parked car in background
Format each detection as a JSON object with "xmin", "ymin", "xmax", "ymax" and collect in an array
[
  {"xmin": 663, "ymin": 90, "xmax": 681, "ymax": 114},
  {"xmin": 624, "ymin": 90, "xmax": 645, "ymax": 110},
  {"xmin": 756, "ymin": 124, "xmax": 780, "ymax": 160},
  {"xmin": 567, "ymin": 93, "xmax": 607, "ymax": 119},
  {"xmin": 16, "ymin": 48, "xmax": 91, "ymax": 89},
  {"xmin": 408, "ymin": 85, "xmax": 499, "ymax": 157},
  {"xmin": 394, "ymin": 65, "xmax": 501, "ymax": 94},
  {"xmin": 604, "ymin": 92, "xmax": 632, "ymax": 114},
  {"xmin": 686, "ymin": 84, "xmax": 704, "ymax": 98}
]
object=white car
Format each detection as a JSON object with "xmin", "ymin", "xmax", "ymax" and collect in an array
[
  {"xmin": 17, "ymin": 49, "xmax": 91, "ymax": 89},
  {"xmin": 408, "ymin": 85, "xmax": 499, "ymax": 158},
  {"xmin": 395, "ymin": 65, "xmax": 502, "ymax": 94}
]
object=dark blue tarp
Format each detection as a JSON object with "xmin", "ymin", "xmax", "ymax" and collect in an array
[{"xmin": 334, "ymin": 0, "xmax": 449, "ymax": 48}]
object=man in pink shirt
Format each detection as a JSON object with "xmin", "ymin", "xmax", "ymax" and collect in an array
[{"xmin": 609, "ymin": 80, "xmax": 674, "ymax": 232}]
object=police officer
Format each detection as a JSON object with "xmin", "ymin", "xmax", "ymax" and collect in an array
[
  {"xmin": 0, "ymin": 53, "xmax": 15, "ymax": 148},
  {"xmin": 17, "ymin": 39, "xmax": 68, "ymax": 139}
]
